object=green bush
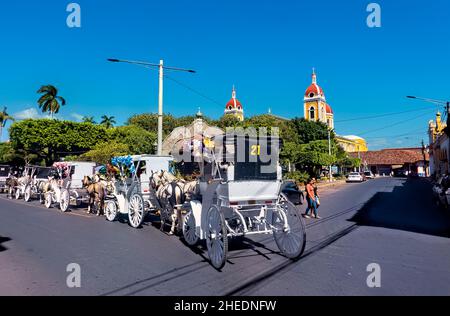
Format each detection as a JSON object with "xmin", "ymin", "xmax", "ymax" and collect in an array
[{"xmin": 284, "ymin": 171, "xmax": 310, "ymax": 185}]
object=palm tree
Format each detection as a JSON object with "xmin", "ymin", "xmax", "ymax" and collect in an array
[
  {"xmin": 0, "ymin": 107, "xmax": 14, "ymax": 142},
  {"xmin": 100, "ymin": 115, "xmax": 116, "ymax": 129},
  {"xmin": 82, "ymin": 116, "xmax": 96, "ymax": 124},
  {"xmin": 37, "ymin": 85, "xmax": 66, "ymax": 118}
]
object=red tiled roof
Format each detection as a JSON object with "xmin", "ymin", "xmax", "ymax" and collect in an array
[
  {"xmin": 305, "ymin": 84, "xmax": 324, "ymax": 98},
  {"xmin": 326, "ymin": 103, "xmax": 333, "ymax": 114},
  {"xmin": 350, "ymin": 148, "xmax": 429, "ymax": 165}
]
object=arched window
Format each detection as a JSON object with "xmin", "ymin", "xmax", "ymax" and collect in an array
[{"xmin": 309, "ymin": 107, "xmax": 315, "ymax": 120}]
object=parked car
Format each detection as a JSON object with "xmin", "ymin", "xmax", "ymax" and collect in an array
[
  {"xmin": 432, "ymin": 175, "xmax": 450, "ymax": 209},
  {"xmin": 346, "ymin": 172, "xmax": 365, "ymax": 183},
  {"xmin": 0, "ymin": 165, "xmax": 11, "ymax": 193},
  {"xmin": 364, "ymin": 171, "xmax": 375, "ymax": 179},
  {"xmin": 281, "ymin": 180, "xmax": 304, "ymax": 205},
  {"xmin": 393, "ymin": 169, "xmax": 408, "ymax": 177}
]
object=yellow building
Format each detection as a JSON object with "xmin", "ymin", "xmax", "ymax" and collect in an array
[
  {"xmin": 303, "ymin": 69, "xmax": 334, "ymax": 129},
  {"xmin": 336, "ymin": 135, "xmax": 368, "ymax": 153},
  {"xmin": 303, "ymin": 69, "xmax": 368, "ymax": 153},
  {"xmin": 428, "ymin": 112, "xmax": 448, "ymax": 177},
  {"xmin": 224, "ymin": 86, "xmax": 244, "ymax": 121}
]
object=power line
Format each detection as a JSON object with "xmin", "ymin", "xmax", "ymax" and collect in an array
[
  {"xmin": 358, "ymin": 111, "xmax": 431, "ymax": 136},
  {"xmin": 335, "ymin": 107, "xmax": 432, "ymax": 123},
  {"xmin": 163, "ymin": 74, "xmax": 224, "ymax": 107}
]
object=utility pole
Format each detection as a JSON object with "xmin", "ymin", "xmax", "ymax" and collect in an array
[
  {"xmin": 421, "ymin": 139, "xmax": 428, "ymax": 177},
  {"xmin": 158, "ymin": 60, "xmax": 164, "ymax": 156},
  {"xmin": 108, "ymin": 58, "xmax": 196, "ymax": 156}
]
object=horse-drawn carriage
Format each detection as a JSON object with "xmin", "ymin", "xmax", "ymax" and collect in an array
[
  {"xmin": 104, "ymin": 156, "xmax": 147, "ymax": 228},
  {"xmin": 43, "ymin": 162, "xmax": 72, "ymax": 212},
  {"xmin": 180, "ymin": 134, "xmax": 307, "ymax": 269},
  {"xmin": 0, "ymin": 165, "xmax": 10, "ymax": 193},
  {"xmin": 14, "ymin": 165, "xmax": 34, "ymax": 200},
  {"xmin": 104, "ymin": 155, "xmax": 178, "ymax": 229},
  {"xmin": 65, "ymin": 161, "xmax": 97, "ymax": 208},
  {"xmin": 22, "ymin": 166, "xmax": 53, "ymax": 202}
]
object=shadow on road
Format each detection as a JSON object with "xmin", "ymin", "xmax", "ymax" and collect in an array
[
  {"xmin": 0, "ymin": 235, "xmax": 12, "ymax": 252},
  {"xmin": 350, "ymin": 178, "xmax": 450, "ymax": 238}
]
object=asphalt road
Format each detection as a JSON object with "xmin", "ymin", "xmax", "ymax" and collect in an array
[{"xmin": 1, "ymin": 177, "xmax": 450, "ymax": 296}]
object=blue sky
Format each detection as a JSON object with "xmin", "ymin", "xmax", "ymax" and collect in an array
[{"xmin": 0, "ymin": 0, "xmax": 449, "ymax": 149}]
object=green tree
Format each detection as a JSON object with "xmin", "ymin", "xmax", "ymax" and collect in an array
[
  {"xmin": 175, "ymin": 115, "xmax": 213, "ymax": 127},
  {"xmin": 127, "ymin": 113, "xmax": 177, "ymax": 136},
  {"xmin": 37, "ymin": 85, "xmax": 66, "ymax": 118},
  {"xmin": 100, "ymin": 115, "xmax": 116, "ymax": 129},
  {"xmin": 295, "ymin": 140, "xmax": 337, "ymax": 176},
  {"xmin": 287, "ymin": 118, "xmax": 331, "ymax": 144},
  {"xmin": 82, "ymin": 116, "xmax": 96, "ymax": 124},
  {"xmin": 9, "ymin": 119, "xmax": 108, "ymax": 165},
  {"xmin": 215, "ymin": 115, "xmax": 244, "ymax": 129},
  {"xmin": 0, "ymin": 107, "xmax": 14, "ymax": 142},
  {"xmin": 80, "ymin": 141, "xmax": 129, "ymax": 165},
  {"xmin": 108, "ymin": 125, "xmax": 157, "ymax": 155}
]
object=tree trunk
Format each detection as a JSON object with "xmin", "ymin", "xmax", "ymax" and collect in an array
[{"xmin": 0, "ymin": 125, "xmax": 3, "ymax": 142}]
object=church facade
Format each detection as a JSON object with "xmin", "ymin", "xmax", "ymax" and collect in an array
[{"xmin": 303, "ymin": 70, "xmax": 368, "ymax": 153}]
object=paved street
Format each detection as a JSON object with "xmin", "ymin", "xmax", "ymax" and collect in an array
[{"xmin": 1, "ymin": 177, "xmax": 450, "ymax": 296}]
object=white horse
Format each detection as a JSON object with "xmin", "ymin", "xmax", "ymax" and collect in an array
[{"xmin": 150, "ymin": 170, "xmax": 199, "ymax": 235}]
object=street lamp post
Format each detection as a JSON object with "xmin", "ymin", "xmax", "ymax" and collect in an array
[
  {"xmin": 108, "ymin": 58, "xmax": 196, "ymax": 156},
  {"xmin": 158, "ymin": 60, "xmax": 164, "ymax": 156}
]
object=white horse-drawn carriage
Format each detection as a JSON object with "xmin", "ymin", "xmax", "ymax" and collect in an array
[
  {"xmin": 104, "ymin": 155, "xmax": 174, "ymax": 229},
  {"xmin": 43, "ymin": 162, "xmax": 72, "ymax": 212},
  {"xmin": 22, "ymin": 166, "xmax": 53, "ymax": 202},
  {"xmin": 104, "ymin": 156, "xmax": 147, "ymax": 228},
  {"xmin": 181, "ymin": 135, "xmax": 306, "ymax": 269},
  {"xmin": 14, "ymin": 165, "xmax": 34, "ymax": 200},
  {"xmin": 65, "ymin": 161, "xmax": 97, "ymax": 207},
  {"xmin": 44, "ymin": 161, "xmax": 97, "ymax": 212}
]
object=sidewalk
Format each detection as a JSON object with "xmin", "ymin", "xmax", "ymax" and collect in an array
[{"xmin": 316, "ymin": 179, "xmax": 346, "ymax": 190}]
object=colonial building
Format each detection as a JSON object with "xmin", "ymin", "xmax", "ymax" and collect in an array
[
  {"xmin": 303, "ymin": 69, "xmax": 368, "ymax": 153},
  {"xmin": 303, "ymin": 69, "xmax": 334, "ymax": 129},
  {"xmin": 428, "ymin": 112, "xmax": 448, "ymax": 177},
  {"xmin": 351, "ymin": 148, "xmax": 429, "ymax": 177},
  {"xmin": 336, "ymin": 135, "xmax": 369, "ymax": 153},
  {"xmin": 224, "ymin": 86, "xmax": 244, "ymax": 121}
]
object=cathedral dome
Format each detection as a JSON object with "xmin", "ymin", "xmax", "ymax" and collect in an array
[
  {"xmin": 225, "ymin": 86, "xmax": 243, "ymax": 111},
  {"xmin": 304, "ymin": 69, "xmax": 325, "ymax": 99}
]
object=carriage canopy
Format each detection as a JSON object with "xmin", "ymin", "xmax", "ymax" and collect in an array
[
  {"xmin": 210, "ymin": 134, "xmax": 281, "ymax": 181},
  {"xmin": 34, "ymin": 166, "xmax": 53, "ymax": 179},
  {"xmin": 0, "ymin": 165, "xmax": 10, "ymax": 177}
]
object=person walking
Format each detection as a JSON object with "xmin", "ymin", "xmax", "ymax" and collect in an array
[
  {"xmin": 312, "ymin": 178, "xmax": 321, "ymax": 219},
  {"xmin": 303, "ymin": 178, "xmax": 318, "ymax": 219}
]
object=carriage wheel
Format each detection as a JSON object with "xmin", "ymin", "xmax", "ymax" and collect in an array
[
  {"xmin": 15, "ymin": 188, "xmax": 21, "ymax": 200},
  {"xmin": 128, "ymin": 194, "xmax": 145, "ymax": 228},
  {"xmin": 45, "ymin": 193, "xmax": 52, "ymax": 209},
  {"xmin": 24, "ymin": 186, "xmax": 32, "ymax": 202},
  {"xmin": 206, "ymin": 205, "xmax": 228, "ymax": 270},
  {"xmin": 71, "ymin": 191, "xmax": 82, "ymax": 207},
  {"xmin": 8, "ymin": 187, "xmax": 14, "ymax": 199},
  {"xmin": 183, "ymin": 210, "xmax": 199, "ymax": 246},
  {"xmin": 60, "ymin": 190, "xmax": 70, "ymax": 212},
  {"xmin": 105, "ymin": 200, "xmax": 118, "ymax": 222},
  {"xmin": 272, "ymin": 194, "xmax": 306, "ymax": 260}
]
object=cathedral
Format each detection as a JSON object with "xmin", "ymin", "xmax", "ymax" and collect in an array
[
  {"xmin": 303, "ymin": 70, "xmax": 368, "ymax": 153},
  {"xmin": 303, "ymin": 69, "xmax": 334, "ymax": 129},
  {"xmin": 224, "ymin": 86, "xmax": 244, "ymax": 121}
]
